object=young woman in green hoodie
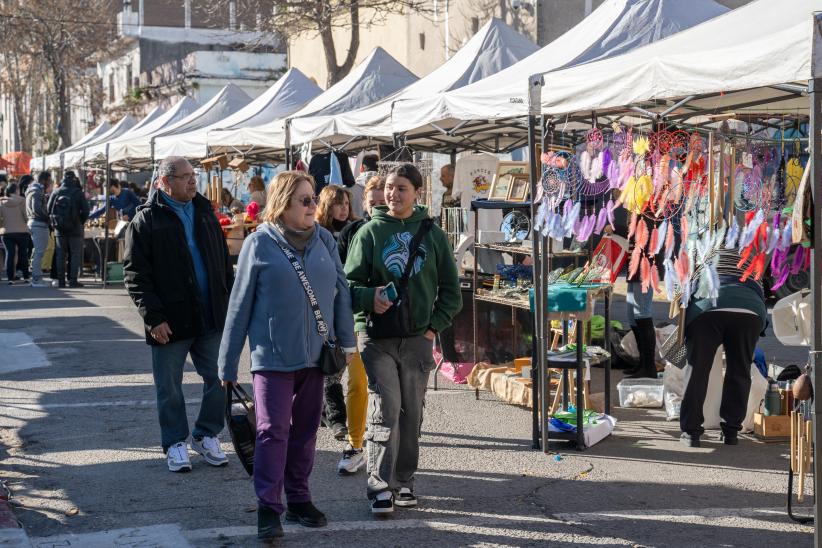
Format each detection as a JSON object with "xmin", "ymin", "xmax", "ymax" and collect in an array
[{"xmin": 345, "ymin": 163, "xmax": 462, "ymax": 514}]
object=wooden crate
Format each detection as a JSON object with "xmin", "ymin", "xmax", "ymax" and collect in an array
[{"xmin": 754, "ymin": 413, "xmax": 791, "ymax": 439}]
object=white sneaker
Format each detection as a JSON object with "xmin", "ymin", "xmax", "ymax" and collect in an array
[
  {"xmin": 191, "ymin": 436, "xmax": 228, "ymax": 467},
  {"xmin": 337, "ymin": 445, "xmax": 366, "ymax": 475},
  {"xmin": 395, "ymin": 487, "xmax": 418, "ymax": 507},
  {"xmin": 167, "ymin": 441, "xmax": 192, "ymax": 473}
]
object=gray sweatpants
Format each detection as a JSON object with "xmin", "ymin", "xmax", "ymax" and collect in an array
[{"xmin": 358, "ymin": 333, "xmax": 435, "ymax": 499}]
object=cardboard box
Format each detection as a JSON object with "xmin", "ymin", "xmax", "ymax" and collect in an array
[{"xmin": 754, "ymin": 412, "xmax": 791, "ymax": 439}]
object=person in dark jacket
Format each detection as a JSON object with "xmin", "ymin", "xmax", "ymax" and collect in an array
[
  {"xmin": 124, "ymin": 156, "xmax": 234, "ymax": 473},
  {"xmin": 25, "ymin": 171, "xmax": 53, "ymax": 287},
  {"xmin": 47, "ymin": 170, "xmax": 89, "ymax": 288}
]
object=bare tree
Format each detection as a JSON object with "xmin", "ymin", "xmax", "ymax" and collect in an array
[
  {"xmin": 0, "ymin": 1, "xmax": 116, "ymax": 149},
  {"xmin": 213, "ymin": 1, "xmax": 432, "ymax": 87},
  {"xmin": 0, "ymin": 34, "xmax": 45, "ymax": 153}
]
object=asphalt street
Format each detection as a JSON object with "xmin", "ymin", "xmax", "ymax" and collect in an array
[{"xmin": 0, "ymin": 281, "xmax": 814, "ymax": 547}]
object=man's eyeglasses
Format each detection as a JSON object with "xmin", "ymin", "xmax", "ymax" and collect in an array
[{"xmin": 297, "ymin": 195, "xmax": 319, "ymax": 207}]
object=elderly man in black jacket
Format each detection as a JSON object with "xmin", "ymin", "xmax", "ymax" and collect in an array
[{"xmin": 124, "ymin": 156, "xmax": 234, "ymax": 473}]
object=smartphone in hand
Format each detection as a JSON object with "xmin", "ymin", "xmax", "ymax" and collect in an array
[{"xmin": 382, "ymin": 281, "xmax": 398, "ymax": 302}]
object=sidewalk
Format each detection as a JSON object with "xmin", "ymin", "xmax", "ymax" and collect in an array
[{"xmin": 0, "ymin": 280, "xmax": 813, "ymax": 546}]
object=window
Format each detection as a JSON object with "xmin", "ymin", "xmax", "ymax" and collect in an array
[
  {"xmin": 419, "ymin": 32, "xmax": 425, "ymax": 50},
  {"xmin": 471, "ymin": 17, "xmax": 479, "ymax": 34},
  {"xmin": 108, "ymin": 72, "xmax": 114, "ymax": 103},
  {"xmin": 125, "ymin": 64, "xmax": 133, "ymax": 94}
]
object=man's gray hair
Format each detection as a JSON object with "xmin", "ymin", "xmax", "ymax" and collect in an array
[{"xmin": 158, "ymin": 156, "xmax": 188, "ymax": 178}]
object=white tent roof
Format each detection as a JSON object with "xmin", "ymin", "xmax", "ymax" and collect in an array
[
  {"xmin": 84, "ymin": 105, "xmax": 169, "ymax": 163},
  {"xmin": 288, "ymin": 17, "xmax": 538, "ymax": 148},
  {"xmin": 210, "ymin": 47, "xmax": 417, "ymax": 156},
  {"xmin": 89, "ymin": 97, "xmax": 200, "ymax": 165},
  {"xmin": 43, "ymin": 120, "xmax": 112, "ymax": 170},
  {"xmin": 391, "ymin": 0, "xmax": 729, "ymax": 150},
  {"xmin": 539, "ymin": 0, "xmax": 818, "ymax": 118},
  {"xmin": 111, "ymin": 84, "xmax": 251, "ymax": 167},
  {"xmin": 63, "ymin": 115, "xmax": 137, "ymax": 168},
  {"xmin": 156, "ymin": 68, "xmax": 323, "ymax": 159}
]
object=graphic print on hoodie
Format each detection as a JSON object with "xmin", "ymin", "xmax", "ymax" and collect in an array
[{"xmin": 382, "ymin": 231, "xmax": 427, "ymax": 278}]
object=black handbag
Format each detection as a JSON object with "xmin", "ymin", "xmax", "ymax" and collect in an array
[
  {"xmin": 367, "ymin": 219, "xmax": 434, "ymax": 339},
  {"xmin": 225, "ymin": 384, "xmax": 256, "ymax": 476},
  {"xmin": 271, "ymin": 233, "xmax": 347, "ymax": 376}
]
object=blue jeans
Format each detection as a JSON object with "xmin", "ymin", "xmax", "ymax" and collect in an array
[
  {"xmin": 150, "ymin": 330, "xmax": 225, "ymax": 450},
  {"xmin": 28, "ymin": 222, "xmax": 49, "ymax": 283},
  {"xmin": 626, "ymin": 281, "xmax": 654, "ymax": 326}
]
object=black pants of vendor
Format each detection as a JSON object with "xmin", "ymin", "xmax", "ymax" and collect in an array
[{"xmin": 681, "ymin": 310, "xmax": 761, "ymax": 437}]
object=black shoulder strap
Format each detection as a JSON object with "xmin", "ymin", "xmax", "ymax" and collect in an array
[
  {"xmin": 399, "ymin": 218, "xmax": 434, "ymax": 289},
  {"xmin": 265, "ymin": 228, "xmax": 329, "ymax": 340}
]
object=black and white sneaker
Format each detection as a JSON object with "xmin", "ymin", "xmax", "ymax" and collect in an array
[
  {"xmin": 337, "ymin": 445, "xmax": 366, "ymax": 475},
  {"xmin": 394, "ymin": 487, "xmax": 417, "ymax": 507},
  {"xmin": 371, "ymin": 491, "xmax": 394, "ymax": 514}
]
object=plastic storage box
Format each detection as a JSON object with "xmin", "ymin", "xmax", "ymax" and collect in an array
[{"xmin": 617, "ymin": 378, "xmax": 664, "ymax": 408}]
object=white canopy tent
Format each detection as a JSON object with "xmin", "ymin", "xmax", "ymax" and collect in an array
[
  {"xmin": 62, "ymin": 115, "xmax": 137, "ymax": 169},
  {"xmin": 86, "ymin": 97, "xmax": 200, "ymax": 167},
  {"xmin": 390, "ymin": 0, "xmax": 729, "ymax": 152},
  {"xmin": 109, "ymin": 84, "xmax": 251, "ymax": 168},
  {"xmin": 287, "ymin": 17, "xmax": 538, "ymax": 150},
  {"xmin": 154, "ymin": 68, "xmax": 323, "ymax": 160},
  {"xmin": 208, "ymin": 47, "xmax": 417, "ymax": 159},
  {"xmin": 537, "ymin": 0, "xmax": 813, "ymax": 119},
  {"xmin": 41, "ymin": 120, "xmax": 112, "ymax": 170}
]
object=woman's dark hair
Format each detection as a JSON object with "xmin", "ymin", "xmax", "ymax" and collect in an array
[
  {"xmin": 37, "ymin": 171, "xmax": 51, "ymax": 184},
  {"xmin": 387, "ymin": 163, "xmax": 423, "ymax": 190},
  {"xmin": 6, "ymin": 183, "xmax": 18, "ymax": 195}
]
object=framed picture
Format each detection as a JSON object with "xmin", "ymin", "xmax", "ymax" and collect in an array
[
  {"xmin": 488, "ymin": 161, "xmax": 528, "ymax": 201},
  {"xmin": 507, "ymin": 173, "xmax": 530, "ymax": 201}
]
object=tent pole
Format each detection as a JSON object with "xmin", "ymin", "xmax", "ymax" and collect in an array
[
  {"xmin": 284, "ymin": 120, "xmax": 292, "ymax": 170},
  {"xmin": 102, "ymin": 144, "xmax": 111, "ymax": 287},
  {"xmin": 809, "ymin": 75, "xmax": 822, "ymax": 543},
  {"xmin": 528, "ymin": 74, "xmax": 547, "ymax": 452}
]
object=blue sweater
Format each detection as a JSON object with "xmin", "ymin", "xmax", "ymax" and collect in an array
[
  {"xmin": 218, "ymin": 222, "xmax": 356, "ymax": 380},
  {"xmin": 111, "ymin": 188, "xmax": 141, "ymax": 220},
  {"xmin": 160, "ymin": 191, "xmax": 210, "ymax": 310}
]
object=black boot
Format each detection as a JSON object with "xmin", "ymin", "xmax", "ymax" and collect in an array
[
  {"xmin": 285, "ymin": 501, "xmax": 327, "ymax": 528},
  {"xmin": 257, "ymin": 504, "xmax": 284, "ymax": 540},
  {"xmin": 622, "ymin": 324, "xmax": 645, "ymax": 376},
  {"xmin": 627, "ymin": 318, "xmax": 657, "ymax": 378}
]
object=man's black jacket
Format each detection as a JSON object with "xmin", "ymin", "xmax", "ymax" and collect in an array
[
  {"xmin": 47, "ymin": 177, "xmax": 89, "ymax": 236},
  {"xmin": 124, "ymin": 190, "xmax": 234, "ymax": 345}
]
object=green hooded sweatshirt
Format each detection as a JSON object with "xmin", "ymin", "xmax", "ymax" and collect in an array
[{"xmin": 345, "ymin": 205, "xmax": 462, "ymax": 336}]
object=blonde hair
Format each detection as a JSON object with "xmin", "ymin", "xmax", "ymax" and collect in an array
[
  {"xmin": 315, "ymin": 185, "xmax": 357, "ymax": 230},
  {"xmin": 248, "ymin": 175, "xmax": 265, "ymax": 192},
  {"xmin": 363, "ymin": 175, "xmax": 385, "ymax": 199},
  {"xmin": 260, "ymin": 171, "xmax": 315, "ymax": 224}
]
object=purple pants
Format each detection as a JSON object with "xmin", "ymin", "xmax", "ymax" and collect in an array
[{"xmin": 252, "ymin": 367, "xmax": 324, "ymax": 514}]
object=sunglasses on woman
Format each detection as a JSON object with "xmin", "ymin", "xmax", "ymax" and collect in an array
[{"xmin": 297, "ymin": 195, "xmax": 319, "ymax": 207}]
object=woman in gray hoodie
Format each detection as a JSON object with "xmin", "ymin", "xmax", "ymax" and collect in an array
[{"xmin": 218, "ymin": 171, "xmax": 356, "ymax": 540}]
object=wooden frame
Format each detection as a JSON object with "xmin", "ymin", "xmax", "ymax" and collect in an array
[
  {"xmin": 507, "ymin": 173, "xmax": 530, "ymax": 201},
  {"xmin": 488, "ymin": 161, "xmax": 528, "ymax": 201}
]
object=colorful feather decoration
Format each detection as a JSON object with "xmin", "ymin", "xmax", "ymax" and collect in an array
[
  {"xmin": 664, "ymin": 221, "xmax": 675, "ymax": 259},
  {"xmin": 648, "ymin": 226, "xmax": 660, "ymax": 257},
  {"xmin": 594, "ymin": 207, "xmax": 608, "ymax": 235},
  {"xmin": 664, "ymin": 259, "xmax": 676, "ymax": 300},
  {"xmin": 766, "ymin": 227, "xmax": 780, "ymax": 255},
  {"xmin": 534, "ymin": 200, "xmax": 549, "ymax": 231},
  {"xmin": 628, "ymin": 213, "xmax": 638, "ymax": 239},
  {"xmin": 606, "ymin": 199, "xmax": 616, "ymax": 230},
  {"xmin": 680, "ymin": 216, "xmax": 689, "ymax": 245},
  {"xmin": 635, "ymin": 219, "xmax": 650, "ymax": 251},
  {"xmin": 650, "ymin": 264, "xmax": 661, "ymax": 294},
  {"xmin": 724, "ymin": 216, "xmax": 740, "ymax": 249},
  {"xmin": 790, "ymin": 247, "xmax": 806, "ymax": 275},
  {"xmin": 640, "ymin": 256, "xmax": 651, "ymax": 293},
  {"xmin": 653, "ymin": 219, "xmax": 667, "ymax": 255},
  {"xmin": 607, "ymin": 157, "xmax": 621, "ymax": 189}
]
